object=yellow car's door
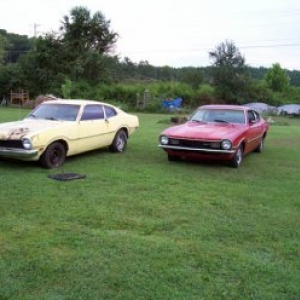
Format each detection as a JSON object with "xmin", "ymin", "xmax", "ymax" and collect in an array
[{"xmin": 76, "ymin": 104, "xmax": 112, "ymax": 153}]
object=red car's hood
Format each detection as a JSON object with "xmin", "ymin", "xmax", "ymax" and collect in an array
[{"xmin": 162, "ymin": 122, "xmax": 245, "ymax": 140}]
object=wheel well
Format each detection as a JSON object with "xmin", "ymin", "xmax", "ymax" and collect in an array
[
  {"xmin": 48, "ymin": 140, "xmax": 68, "ymax": 153},
  {"xmin": 119, "ymin": 127, "xmax": 128, "ymax": 138},
  {"xmin": 239, "ymin": 141, "xmax": 245, "ymax": 151}
]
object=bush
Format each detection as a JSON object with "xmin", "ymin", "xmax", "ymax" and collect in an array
[{"xmin": 194, "ymin": 84, "xmax": 216, "ymax": 105}]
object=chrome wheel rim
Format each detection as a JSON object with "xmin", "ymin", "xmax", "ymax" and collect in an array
[
  {"xmin": 116, "ymin": 135, "xmax": 125, "ymax": 151},
  {"xmin": 236, "ymin": 147, "xmax": 243, "ymax": 166}
]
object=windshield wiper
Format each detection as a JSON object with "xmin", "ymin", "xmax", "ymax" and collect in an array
[
  {"xmin": 45, "ymin": 117, "xmax": 58, "ymax": 121},
  {"xmin": 214, "ymin": 119, "xmax": 229, "ymax": 123},
  {"xmin": 28, "ymin": 114, "xmax": 37, "ymax": 118}
]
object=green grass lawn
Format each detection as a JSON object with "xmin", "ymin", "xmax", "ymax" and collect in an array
[{"xmin": 0, "ymin": 107, "xmax": 300, "ymax": 299}]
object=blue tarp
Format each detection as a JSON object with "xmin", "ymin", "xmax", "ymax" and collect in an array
[{"xmin": 162, "ymin": 98, "xmax": 182, "ymax": 110}]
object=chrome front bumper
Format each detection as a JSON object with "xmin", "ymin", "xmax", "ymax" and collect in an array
[
  {"xmin": 158, "ymin": 144, "xmax": 236, "ymax": 154},
  {"xmin": 0, "ymin": 147, "xmax": 38, "ymax": 158}
]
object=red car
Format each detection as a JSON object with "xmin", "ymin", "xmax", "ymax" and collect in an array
[{"xmin": 158, "ymin": 104, "xmax": 269, "ymax": 167}]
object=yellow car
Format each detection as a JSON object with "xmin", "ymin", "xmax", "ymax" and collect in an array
[{"xmin": 0, "ymin": 99, "xmax": 139, "ymax": 168}]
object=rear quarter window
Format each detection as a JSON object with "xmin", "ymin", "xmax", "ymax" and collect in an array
[
  {"xmin": 104, "ymin": 106, "xmax": 117, "ymax": 118},
  {"xmin": 81, "ymin": 105, "xmax": 104, "ymax": 121}
]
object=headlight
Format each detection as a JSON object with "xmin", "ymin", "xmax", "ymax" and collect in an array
[
  {"xmin": 221, "ymin": 139, "xmax": 232, "ymax": 150},
  {"xmin": 22, "ymin": 138, "xmax": 33, "ymax": 150},
  {"xmin": 160, "ymin": 135, "xmax": 169, "ymax": 145}
]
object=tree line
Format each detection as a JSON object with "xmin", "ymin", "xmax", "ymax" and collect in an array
[{"xmin": 0, "ymin": 6, "xmax": 299, "ymax": 109}]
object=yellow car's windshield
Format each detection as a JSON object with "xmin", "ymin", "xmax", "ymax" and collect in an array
[{"xmin": 27, "ymin": 103, "xmax": 81, "ymax": 121}]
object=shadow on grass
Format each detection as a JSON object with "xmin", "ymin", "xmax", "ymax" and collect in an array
[{"xmin": 0, "ymin": 146, "xmax": 112, "ymax": 170}]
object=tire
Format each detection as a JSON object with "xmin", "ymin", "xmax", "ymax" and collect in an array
[
  {"xmin": 40, "ymin": 142, "xmax": 66, "ymax": 169},
  {"xmin": 254, "ymin": 137, "xmax": 264, "ymax": 153},
  {"xmin": 230, "ymin": 145, "xmax": 243, "ymax": 168},
  {"xmin": 109, "ymin": 130, "xmax": 127, "ymax": 152}
]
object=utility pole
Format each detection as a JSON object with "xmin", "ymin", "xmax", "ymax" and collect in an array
[{"xmin": 33, "ymin": 23, "xmax": 40, "ymax": 51}]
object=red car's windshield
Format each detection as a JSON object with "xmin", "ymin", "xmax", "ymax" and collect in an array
[{"xmin": 190, "ymin": 109, "xmax": 246, "ymax": 124}]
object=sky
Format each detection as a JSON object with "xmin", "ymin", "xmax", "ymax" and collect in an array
[{"xmin": 1, "ymin": 0, "xmax": 300, "ymax": 70}]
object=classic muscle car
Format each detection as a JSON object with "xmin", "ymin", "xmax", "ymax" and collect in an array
[
  {"xmin": 158, "ymin": 104, "xmax": 269, "ymax": 167},
  {"xmin": 0, "ymin": 99, "xmax": 139, "ymax": 168}
]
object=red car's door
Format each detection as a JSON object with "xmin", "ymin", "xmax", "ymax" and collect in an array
[{"xmin": 245, "ymin": 110, "xmax": 263, "ymax": 153}]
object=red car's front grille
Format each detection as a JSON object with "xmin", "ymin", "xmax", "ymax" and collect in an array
[{"xmin": 169, "ymin": 138, "xmax": 221, "ymax": 149}]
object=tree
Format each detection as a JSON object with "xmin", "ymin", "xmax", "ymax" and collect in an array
[
  {"xmin": 209, "ymin": 40, "xmax": 249, "ymax": 101},
  {"xmin": 264, "ymin": 63, "xmax": 290, "ymax": 92},
  {"xmin": 61, "ymin": 6, "xmax": 118, "ymax": 55},
  {"xmin": 10, "ymin": 6, "xmax": 119, "ymax": 96},
  {"xmin": 180, "ymin": 67, "xmax": 203, "ymax": 89},
  {"xmin": 0, "ymin": 30, "xmax": 34, "ymax": 64},
  {"xmin": 53, "ymin": 6, "xmax": 118, "ymax": 83},
  {"xmin": 0, "ymin": 33, "xmax": 8, "ymax": 65}
]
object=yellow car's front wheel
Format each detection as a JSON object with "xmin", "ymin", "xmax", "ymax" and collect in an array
[{"xmin": 40, "ymin": 142, "xmax": 66, "ymax": 169}]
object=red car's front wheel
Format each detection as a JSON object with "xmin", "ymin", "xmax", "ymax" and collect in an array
[{"xmin": 230, "ymin": 145, "xmax": 243, "ymax": 168}]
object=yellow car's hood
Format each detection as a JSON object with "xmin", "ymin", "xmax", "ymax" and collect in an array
[{"xmin": 0, "ymin": 119, "xmax": 65, "ymax": 140}]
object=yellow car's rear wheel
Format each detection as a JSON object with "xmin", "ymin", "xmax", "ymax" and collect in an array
[{"xmin": 109, "ymin": 130, "xmax": 127, "ymax": 152}]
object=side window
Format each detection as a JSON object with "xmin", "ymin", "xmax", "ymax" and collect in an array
[
  {"xmin": 81, "ymin": 105, "xmax": 104, "ymax": 121},
  {"xmin": 248, "ymin": 111, "xmax": 256, "ymax": 123},
  {"xmin": 254, "ymin": 111, "xmax": 260, "ymax": 121},
  {"xmin": 104, "ymin": 105, "xmax": 117, "ymax": 118}
]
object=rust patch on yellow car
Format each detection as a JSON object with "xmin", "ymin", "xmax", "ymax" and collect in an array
[{"xmin": 0, "ymin": 127, "xmax": 29, "ymax": 140}]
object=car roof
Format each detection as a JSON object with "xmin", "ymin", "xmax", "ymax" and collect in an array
[
  {"xmin": 41, "ymin": 99, "xmax": 113, "ymax": 106},
  {"xmin": 199, "ymin": 104, "xmax": 249, "ymax": 111}
]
